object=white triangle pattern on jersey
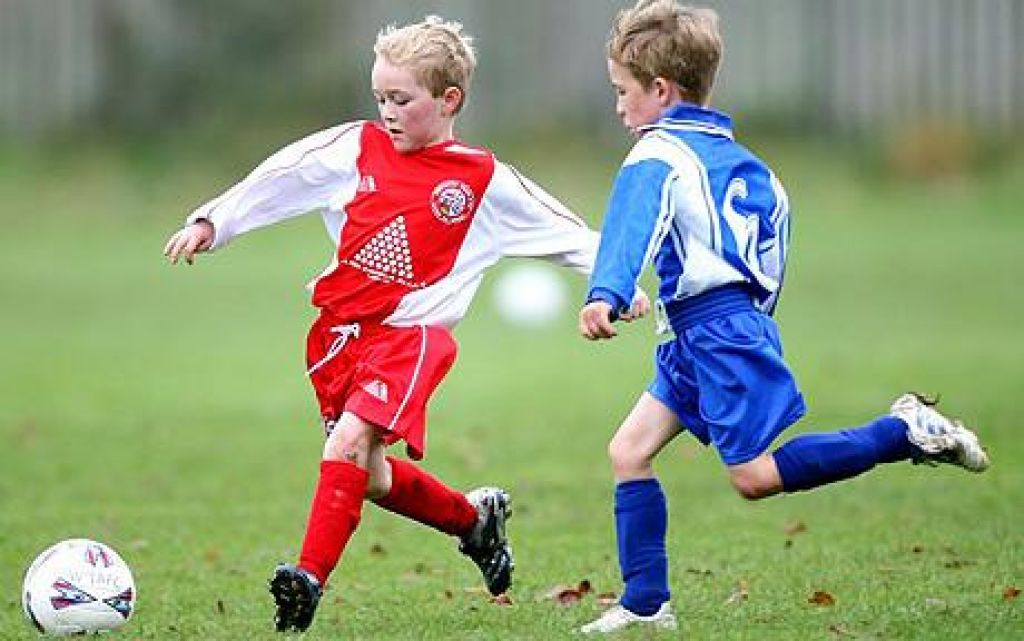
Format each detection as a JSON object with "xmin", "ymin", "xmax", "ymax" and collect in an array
[{"xmin": 342, "ymin": 216, "xmax": 423, "ymax": 288}]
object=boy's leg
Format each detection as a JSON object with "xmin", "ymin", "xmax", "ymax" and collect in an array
[
  {"xmin": 730, "ymin": 415, "xmax": 912, "ymax": 499},
  {"xmin": 582, "ymin": 393, "xmax": 680, "ymax": 633},
  {"xmin": 270, "ymin": 412, "xmax": 378, "ymax": 633},
  {"xmin": 370, "ymin": 456, "xmax": 514, "ymax": 595},
  {"xmin": 765, "ymin": 394, "xmax": 988, "ymax": 496},
  {"xmin": 370, "ymin": 456, "xmax": 477, "ymax": 535},
  {"xmin": 767, "ymin": 415, "xmax": 913, "ymax": 494}
]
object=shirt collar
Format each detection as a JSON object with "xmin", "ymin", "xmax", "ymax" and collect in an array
[{"xmin": 639, "ymin": 103, "xmax": 734, "ymax": 140}]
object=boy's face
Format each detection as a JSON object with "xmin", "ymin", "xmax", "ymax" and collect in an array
[
  {"xmin": 371, "ymin": 56, "xmax": 457, "ymax": 154},
  {"xmin": 607, "ymin": 59, "xmax": 669, "ymax": 137}
]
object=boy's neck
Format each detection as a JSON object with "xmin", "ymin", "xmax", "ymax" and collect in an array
[{"xmin": 664, "ymin": 99, "xmax": 711, "ymax": 113}]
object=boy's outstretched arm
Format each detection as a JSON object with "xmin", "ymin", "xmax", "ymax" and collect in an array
[
  {"xmin": 164, "ymin": 220, "xmax": 214, "ymax": 265},
  {"xmin": 163, "ymin": 123, "xmax": 361, "ymax": 267}
]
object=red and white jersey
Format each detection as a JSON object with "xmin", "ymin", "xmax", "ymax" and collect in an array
[{"xmin": 188, "ymin": 121, "xmax": 597, "ymax": 327}]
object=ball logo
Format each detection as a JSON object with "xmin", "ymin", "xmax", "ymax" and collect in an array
[
  {"xmin": 430, "ymin": 180, "xmax": 474, "ymax": 224},
  {"xmin": 50, "ymin": 580, "xmax": 96, "ymax": 611},
  {"xmin": 85, "ymin": 545, "xmax": 113, "ymax": 568}
]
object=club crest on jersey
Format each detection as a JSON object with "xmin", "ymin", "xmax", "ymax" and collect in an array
[{"xmin": 430, "ymin": 180, "xmax": 474, "ymax": 224}]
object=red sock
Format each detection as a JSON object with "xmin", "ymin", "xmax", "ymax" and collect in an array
[
  {"xmin": 373, "ymin": 457, "xmax": 477, "ymax": 537},
  {"xmin": 297, "ymin": 460, "xmax": 368, "ymax": 584}
]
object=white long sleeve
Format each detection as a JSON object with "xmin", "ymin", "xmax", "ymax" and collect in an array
[
  {"xmin": 487, "ymin": 163, "xmax": 598, "ymax": 276},
  {"xmin": 186, "ymin": 122, "xmax": 362, "ymax": 250}
]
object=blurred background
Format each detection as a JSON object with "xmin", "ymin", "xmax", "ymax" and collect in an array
[{"xmin": 3, "ymin": 0, "xmax": 1023, "ymax": 144}]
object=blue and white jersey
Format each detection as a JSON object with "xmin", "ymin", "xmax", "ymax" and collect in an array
[{"xmin": 588, "ymin": 104, "xmax": 791, "ymax": 317}]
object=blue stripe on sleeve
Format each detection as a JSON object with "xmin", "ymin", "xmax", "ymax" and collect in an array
[{"xmin": 587, "ymin": 158, "xmax": 673, "ymax": 311}]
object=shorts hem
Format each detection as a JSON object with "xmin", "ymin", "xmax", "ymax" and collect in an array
[{"xmin": 719, "ymin": 401, "xmax": 807, "ymax": 466}]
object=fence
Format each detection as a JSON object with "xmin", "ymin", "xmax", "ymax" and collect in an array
[{"xmin": 1, "ymin": 0, "xmax": 1021, "ymax": 140}]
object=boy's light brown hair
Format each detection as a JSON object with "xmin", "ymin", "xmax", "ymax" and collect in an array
[
  {"xmin": 374, "ymin": 15, "xmax": 477, "ymax": 114},
  {"xmin": 608, "ymin": 0, "xmax": 722, "ymax": 106}
]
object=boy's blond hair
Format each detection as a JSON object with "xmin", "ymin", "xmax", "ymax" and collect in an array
[
  {"xmin": 608, "ymin": 0, "xmax": 722, "ymax": 106},
  {"xmin": 374, "ymin": 15, "xmax": 477, "ymax": 114}
]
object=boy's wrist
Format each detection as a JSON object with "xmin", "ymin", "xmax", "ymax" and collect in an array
[{"xmin": 585, "ymin": 288, "xmax": 629, "ymax": 321}]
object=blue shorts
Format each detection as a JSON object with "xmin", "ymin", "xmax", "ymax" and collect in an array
[{"xmin": 648, "ymin": 286, "xmax": 806, "ymax": 466}]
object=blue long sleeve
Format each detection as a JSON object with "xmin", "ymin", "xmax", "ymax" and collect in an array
[{"xmin": 587, "ymin": 158, "xmax": 674, "ymax": 312}]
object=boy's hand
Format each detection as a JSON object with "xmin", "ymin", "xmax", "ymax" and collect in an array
[
  {"xmin": 164, "ymin": 220, "xmax": 214, "ymax": 265},
  {"xmin": 579, "ymin": 301, "xmax": 617, "ymax": 340},
  {"xmin": 619, "ymin": 289, "xmax": 651, "ymax": 322}
]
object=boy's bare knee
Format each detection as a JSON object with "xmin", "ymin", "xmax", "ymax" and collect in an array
[
  {"xmin": 728, "ymin": 457, "xmax": 782, "ymax": 501},
  {"xmin": 608, "ymin": 435, "xmax": 652, "ymax": 479},
  {"xmin": 323, "ymin": 419, "xmax": 376, "ymax": 464},
  {"xmin": 730, "ymin": 474, "xmax": 770, "ymax": 500}
]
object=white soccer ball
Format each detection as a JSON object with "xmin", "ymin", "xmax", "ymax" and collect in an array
[
  {"xmin": 22, "ymin": 539, "xmax": 136, "ymax": 636},
  {"xmin": 492, "ymin": 263, "xmax": 569, "ymax": 328}
]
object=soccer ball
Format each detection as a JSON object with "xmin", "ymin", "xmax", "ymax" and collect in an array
[
  {"xmin": 22, "ymin": 539, "xmax": 136, "ymax": 636},
  {"xmin": 492, "ymin": 263, "xmax": 569, "ymax": 328}
]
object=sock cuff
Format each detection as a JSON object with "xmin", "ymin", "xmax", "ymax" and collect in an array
[
  {"xmin": 615, "ymin": 478, "xmax": 665, "ymax": 510},
  {"xmin": 320, "ymin": 459, "xmax": 370, "ymax": 485}
]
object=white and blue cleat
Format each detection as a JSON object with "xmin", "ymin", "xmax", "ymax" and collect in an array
[{"xmin": 891, "ymin": 393, "xmax": 990, "ymax": 472}]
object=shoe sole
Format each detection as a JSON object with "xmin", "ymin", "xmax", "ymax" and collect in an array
[
  {"xmin": 469, "ymin": 490, "xmax": 513, "ymax": 596},
  {"xmin": 269, "ymin": 570, "xmax": 316, "ymax": 632}
]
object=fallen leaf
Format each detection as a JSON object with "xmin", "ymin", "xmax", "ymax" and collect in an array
[
  {"xmin": 540, "ymin": 585, "xmax": 582, "ymax": 606},
  {"xmin": 540, "ymin": 580, "xmax": 593, "ymax": 606},
  {"xmin": 595, "ymin": 592, "xmax": 617, "ymax": 606},
  {"xmin": 490, "ymin": 594, "xmax": 514, "ymax": 606},
  {"xmin": 784, "ymin": 521, "xmax": 807, "ymax": 536},
  {"xmin": 1004, "ymin": 586, "xmax": 1021, "ymax": 601},
  {"xmin": 724, "ymin": 580, "xmax": 749, "ymax": 605},
  {"xmin": 808, "ymin": 590, "xmax": 835, "ymax": 606}
]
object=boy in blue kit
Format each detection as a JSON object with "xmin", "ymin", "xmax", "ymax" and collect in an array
[{"xmin": 577, "ymin": 1, "xmax": 990, "ymax": 634}]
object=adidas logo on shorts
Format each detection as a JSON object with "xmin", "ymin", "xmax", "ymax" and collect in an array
[{"xmin": 362, "ymin": 380, "xmax": 389, "ymax": 403}]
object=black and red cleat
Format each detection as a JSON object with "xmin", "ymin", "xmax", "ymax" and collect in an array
[{"xmin": 269, "ymin": 563, "xmax": 322, "ymax": 633}]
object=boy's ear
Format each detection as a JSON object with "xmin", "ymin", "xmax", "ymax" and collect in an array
[
  {"xmin": 440, "ymin": 86, "xmax": 463, "ymax": 116},
  {"xmin": 653, "ymin": 77, "xmax": 682, "ymax": 107}
]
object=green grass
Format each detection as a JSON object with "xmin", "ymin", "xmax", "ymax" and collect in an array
[{"xmin": 1, "ymin": 136, "xmax": 1022, "ymax": 639}]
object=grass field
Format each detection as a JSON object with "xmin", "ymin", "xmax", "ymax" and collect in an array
[{"xmin": 1, "ymin": 135, "xmax": 1022, "ymax": 639}]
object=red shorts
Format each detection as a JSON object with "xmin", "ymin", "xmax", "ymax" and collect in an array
[{"xmin": 305, "ymin": 314, "xmax": 457, "ymax": 460}]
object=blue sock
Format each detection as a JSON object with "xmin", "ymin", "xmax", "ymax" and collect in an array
[
  {"xmin": 615, "ymin": 478, "xmax": 670, "ymax": 616},
  {"xmin": 772, "ymin": 416, "xmax": 915, "ymax": 492}
]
